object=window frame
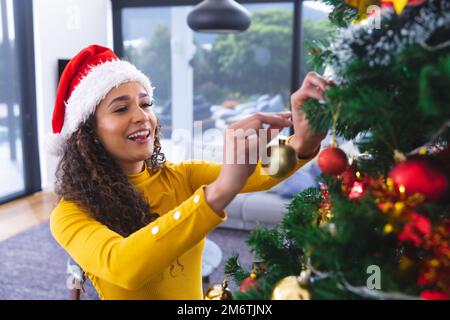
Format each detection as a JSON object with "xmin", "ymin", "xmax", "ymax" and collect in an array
[
  {"xmin": 0, "ymin": 0, "xmax": 41, "ymax": 204},
  {"xmin": 111, "ymin": 0, "xmax": 304, "ymax": 117}
]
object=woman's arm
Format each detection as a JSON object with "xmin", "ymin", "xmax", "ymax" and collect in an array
[
  {"xmin": 50, "ymin": 186, "xmax": 225, "ymax": 291},
  {"xmin": 183, "ymin": 135, "xmax": 319, "ymax": 195},
  {"xmin": 203, "ymin": 146, "xmax": 319, "ymax": 213}
]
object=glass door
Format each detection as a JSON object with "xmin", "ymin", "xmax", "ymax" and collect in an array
[{"xmin": 0, "ymin": 0, "xmax": 40, "ymax": 203}]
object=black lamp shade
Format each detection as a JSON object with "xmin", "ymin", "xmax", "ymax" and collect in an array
[{"xmin": 187, "ymin": 0, "xmax": 251, "ymax": 33}]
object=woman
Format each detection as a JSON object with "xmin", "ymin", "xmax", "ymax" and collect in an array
[{"xmin": 49, "ymin": 45, "xmax": 328, "ymax": 300}]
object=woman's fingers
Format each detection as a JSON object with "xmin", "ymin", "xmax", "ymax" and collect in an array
[
  {"xmin": 273, "ymin": 111, "xmax": 292, "ymax": 120},
  {"xmin": 303, "ymin": 84, "xmax": 325, "ymax": 101},
  {"xmin": 259, "ymin": 112, "xmax": 293, "ymax": 126},
  {"xmin": 297, "ymin": 72, "xmax": 328, "ymax": 102},
  {"xmin": 251, "ymin": 112, "xmax": 292, "ymax": 129},
  {"xmin": 229, "ymin": 112, "xmax": 292, "ymax": 133},
  {"xmin": 224, "ymin": 111, "xmax": 293, "ymax": 166},
  {"xmin": 306, "ymin": 72, "xmax": 328, "ymax": 91}
]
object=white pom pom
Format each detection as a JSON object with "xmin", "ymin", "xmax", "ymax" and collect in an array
[{"xmin": 45, "ymin": 132, "xmax": 65, "ymax": 157}]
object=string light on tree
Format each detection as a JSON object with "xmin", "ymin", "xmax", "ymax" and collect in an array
[{"xmin": 348, "ymin": 180, "xmax": 366, "ymax": 199}]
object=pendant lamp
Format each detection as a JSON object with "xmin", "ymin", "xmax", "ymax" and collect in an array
[{"xmin": 187, "ymin": 0, "xmax": 251, "ymax": 33}]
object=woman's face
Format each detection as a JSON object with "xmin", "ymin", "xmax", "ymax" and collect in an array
[{"xmin": 95, "ymin": 82, "xmax": 157, "ymax": 168}]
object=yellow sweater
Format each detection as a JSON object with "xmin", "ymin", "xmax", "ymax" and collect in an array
[{"xmin": 50, "ymin": 149, "xmax": 317, "ymax": 300}]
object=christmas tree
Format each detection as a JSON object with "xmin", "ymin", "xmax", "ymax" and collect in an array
[{"xmin": 223, "ymin": 0, "xmax": 450, "ymax": 300}]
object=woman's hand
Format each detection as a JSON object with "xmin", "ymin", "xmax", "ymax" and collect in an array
[
  {"xmin": 289, "ymin": 72, "xmax": 330, "ymax": 158},
  {"xmin": 205, "ymin": 112, "xmax": 292, "ymax": 214}
]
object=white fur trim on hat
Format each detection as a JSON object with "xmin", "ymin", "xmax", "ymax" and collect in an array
[
  {"xmin": 64, "ymin": 59, "xmax": 154, "ymax": 136},
  {"xmin": 45, "ymin": 132, "xmax": 66, "ymax": 157}
]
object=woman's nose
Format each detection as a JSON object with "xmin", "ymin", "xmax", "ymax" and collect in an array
[
  {"xmin": 130, "ymin": 103, "xmax": 157, "ymax": 128},
  {"xmin": 131, "ymin": 104, "xmax": 149, "ymax": 123}
]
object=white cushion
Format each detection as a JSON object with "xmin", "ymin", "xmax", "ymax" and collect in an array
[{"xmin": 242, "ymin": 192, "xmax": 290, "ymax": 225}]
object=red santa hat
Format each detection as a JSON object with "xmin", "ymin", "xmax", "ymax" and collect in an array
[{"xmin": 46, "ymin": 44, "xmax": 154, "ymax": 156}]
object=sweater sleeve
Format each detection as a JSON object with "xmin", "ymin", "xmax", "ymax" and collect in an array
[
  {"xmin": 182, "ymin": 136, "xmax": 320, "ymax": 193},
  {"xmin": 50, "ymin": 186, "xmax": 226, "ymax": 291}
]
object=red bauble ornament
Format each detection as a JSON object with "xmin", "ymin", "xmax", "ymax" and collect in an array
[
  {"xmin": 240, "ymin": 276, "xmax": 258, "ymax": 293},
  {"xmin": 389, "ymin": 156, "xmax": 448, "ymax": 202},
  {"xmin": 318, "ymin": 147, "xmax": 348, "ymax": 176}
]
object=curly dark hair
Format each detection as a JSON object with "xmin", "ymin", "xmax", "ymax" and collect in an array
[{"xmin": 55, "ymin": 113, "xmax": 166, "ymax": 237}]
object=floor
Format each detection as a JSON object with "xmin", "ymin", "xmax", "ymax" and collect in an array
[
  {"xmin": 0, "ymin": 191, "xmax": 57, "ymax": 242},
  {"xmin": 0, "ymin": 192, "xmax": 254, "ymax": 298}
]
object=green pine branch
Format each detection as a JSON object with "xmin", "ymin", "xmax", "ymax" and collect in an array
[{"xmin": 224, "ymin": 253, "xmax": 249, "ymax": 285}]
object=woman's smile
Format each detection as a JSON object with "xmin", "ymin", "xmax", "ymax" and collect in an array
[{"xmin": 126, "ymin": 128, "xmax": 152, "ymax": 145}]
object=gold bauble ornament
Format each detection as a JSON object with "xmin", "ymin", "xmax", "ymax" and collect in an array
[
  {"xmin": 271, "ymin": 275, "xmax": 311, "ymax": 300},
  {"xmin": 262, "ymin": 139, "xmax": 297, "ymax": 178},
  {"xmin": 204, "ymin": 279, "xmax": 233, "ymax": 300}
]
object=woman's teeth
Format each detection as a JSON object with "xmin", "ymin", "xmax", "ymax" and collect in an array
[{"xmin": 127, "ymin": 130, "xmax": 150, "ymax": 140}]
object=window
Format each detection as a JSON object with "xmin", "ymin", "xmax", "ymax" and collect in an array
[
  {"xmin": 0, "ymin": 0, "xmax": 40, "ymax": 203},
  {"xmin": 300, "ymin": 1, "xmax": 333, "ymax": 79},
  {"xmin": 192, "ymin": 2, "xmax": 294, "ymax": 132},
  {"xmin": 113, "ymin": 0, "xmax": 332, "ymax": 162}
]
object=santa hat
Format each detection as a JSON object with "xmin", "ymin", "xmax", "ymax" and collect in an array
[{"xmin": 46, "ymin": 44, "xmax": 153, "ymax": 156}]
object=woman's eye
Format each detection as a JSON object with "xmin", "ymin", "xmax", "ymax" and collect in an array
[
  {"xmin": 141, "ymin": 102, "xmax": 153, "ymax": 108},
  {"xmin": 114, "ymin": 106, "xmax": 127, "ymax": 113}
]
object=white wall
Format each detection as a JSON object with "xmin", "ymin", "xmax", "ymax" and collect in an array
[{"xmin": 33, "ymin": 0, "xmax": 112, "ymax": 190}]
